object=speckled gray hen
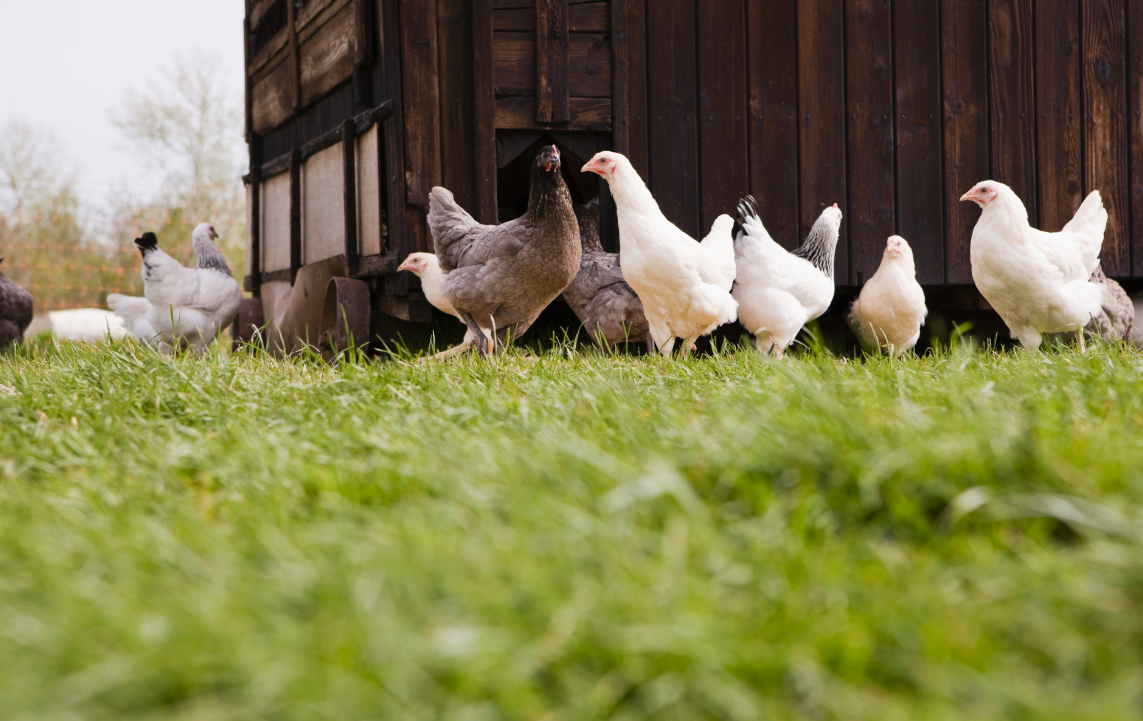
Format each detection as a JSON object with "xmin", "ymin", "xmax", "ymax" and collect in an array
[
  {"xmin": 562, "ymin": 205, "xmax": 652, "ymax": 352},
  {"xmin": 1089, "ymin": 263, "xmax": 1135, "ymax": 342},
  {"xmin": 0, "ymin": 259, "xmax": 33, "ymax": 347},
  {"xmin": 428, "ymin": 145, "xmax": 581, "ymax": 355}
]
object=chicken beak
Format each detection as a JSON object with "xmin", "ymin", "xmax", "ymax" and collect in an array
[
  {"xmin": 959, "ymin": 190, "xmax": 974, "ymax": 202},
  {"xmin": 398, "ymin": 261, "xmax": 413, "ymax": 272},
  {"xmin": 582, "ymin": 161, "xmax": 599, "ymax": 176}
]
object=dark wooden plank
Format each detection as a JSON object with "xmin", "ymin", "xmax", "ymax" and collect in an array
[
  {"xmin": 494, "ymin": 9, "xmax": 534, "ymax": 30},
  {"xmin": 299, "ymin": 2, "xmax": 356, "ymax": 106},
  {"xmin": 494, "ymin": 33, "xmax": 609, "ymax": 98},
  {"xmin": 343, "ymin": 119, "xmax": 359, "ymax": 275},
  {"xmin": 646, "ymin": 0, "xmax": 700, "ymax": 236},
  {"xmin": 845, "ymin": 0, "xmax": 894, "ymax": 286},
  {"xmin": 1129, "ymin": 0, "xmax": 1143, "ymax": 275},
  {"xmin": 697, "ymin": 0, "xmax": 747, "ymax": 235},
  {"xmin": 797, "ymin": 0, "xmax": 847, "ymax": 276},
  {"xmin": 499, "ymin": 3, "xmax": 605, "ymax": 31},
  {"xmin": 245, "ymin": 16, "xmax": 254, "ymax": 140},
  {"xmin": 616, "ymin": 0, "xmax": 647, "ymax": 178},
  {"xmin": 379, "ymin": 0, "xmax": 410, "ymax": 294},
  {"xmin": 289, "ymin": 148, "xmax": 302, "ymax": 284},
  {"xmin": 989, "ymin": 0, "xmax": 1037, "ymax": 224},
  {"xmin": 252, "ymin": 56, "xmax": 295, "ymax": 133},
  {"xmin": 746, "ymin": 0, "xmax": 798, "ymax": 249},
  {"xmin": 438, "ymin": 0, "xmax": 477, "ymax": 212},
  {"xmin": 1035, "ymin": 0, "xmax": 1083, "ymax": 232},
  {"xmin": 249, "ymin": 164, "xmax": 263, "ymax": 293},
  {"xmin": 942, "ymin": 0, "xmax": 989, "ymax": 284},
  {"xmin": 288, "ymin": 0, "xmax": 301, "ymax": 110},
  {"xmin": 536, "ymin": 0, "xmax": 571, "ymax": 123},
  {"xmin": 894, "ymin": 0, "xmax": 944, "ymax": 285},
  {"xmin": 495, "ymin": 97, "xmax": 611, "ymax": 130},
  {"xmin": 354, "ymin": 0, "xmax": 374, "ymax": 67},
  {"xmin": 1083, "ymin": 0, "xmax": 1130, "ymax": 275},
  {"xmin": 473, "ymin": 0, "xmax": 499, "ymax": 223},
  {"xmin": 398, "ymin": 0, "xmax": 441, "ymax": 216}
]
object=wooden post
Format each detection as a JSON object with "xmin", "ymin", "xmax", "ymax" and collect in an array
[
  {"xmin": 289, "ymin": 148, "xmax": 302, "ymax": 285},
  {"xmin": 343, "ymin": 119, "xmax": 360, "ymax": 276},
  {"xmin": 473, "ymin": 0, "xmax": 497, "ymax": 223},
  {"xmin": 288, "ymin": 0, "xmax": 302, "ymax": 110},
  {"xmin": 536, "ymin": 0, "xmax": 571, "ymax": 124}
]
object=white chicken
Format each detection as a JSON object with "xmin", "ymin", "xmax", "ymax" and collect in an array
[
  {"xmin": 581, "ymin": 151, "xmax": 737, "ymax": 357},
  {"xmin": 397, "ymin": 252, "xmax": 492, "ymax": 359},
  {"xmin": 961, "ymin": 180, "xmax": 1107, "ymax": 349},
  {"xmin": 848, "ymin": 235, "xmax": 928, "ymax": 355},
  {"xmin": 107, "ymin": 222, "xmax": 242, "ymax": 353},
  {"xmin": 24, "ymin": 308, "xmax": 130, "ymax": 343},
  {"xmin": 732, "ymin": 196, "xmax": 843, "ymax": 355}
]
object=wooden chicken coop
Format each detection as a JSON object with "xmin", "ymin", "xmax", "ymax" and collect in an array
[{"xmin": 243, "ymin": 0, "xmax": 1143, "ymax": 350}]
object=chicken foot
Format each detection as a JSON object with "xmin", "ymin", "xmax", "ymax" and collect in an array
[{"xmin": 461, "ymin": 312, "xmax": 492, "ymax": 357}]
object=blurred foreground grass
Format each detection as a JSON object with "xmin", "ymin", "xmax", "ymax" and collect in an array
[{"xmin": 1, "ymin": 339, "xmax": 1142, "ymax": 720}]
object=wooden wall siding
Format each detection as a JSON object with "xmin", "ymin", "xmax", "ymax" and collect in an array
[
  {"xmin": 439, "ymin": 0, "xmax": 478, "ymax": 212},
  {"xmin": 536, "ymin": 0, "xmax": 571, "ymax": 123},
  {"xmin": 646, "ymin": 1, "xmax": 701, "ymax": 238},
  {"xmin": 611, "ymin": 0, "xmax": 648, "ymax": 179},
  {"xmin": 746, "ymin": 0, "xmax": 799, "ymax": 250},
  {"xmin": 1035, "ymin": 0, "xmax": 1083, "ymax": 233},
  {"xmin": 1083, "ymin": 0, "xmax": 1130, "ymax": 275},
  {"xmin": 989, "ymin": 0, "xmax": 1038, "ymax": 226},
  {"xmin": 845, "ymin": 0, "xmax": 894, "ymax": 284},
  {"xmin": 1130, "ymin": 0, "xmax": 1143, "ymax": 276},
  {"xmin": 798, "ymin": 0, "xmax": 849, "ymax": 281},
  {"xmin": 895, "ymin": 1, "xmax": 944, "ymax": 285},
  {"xmin": 941, "ymin": 0, "xmax": 989, "ymax": 285},
  {"xmin": 697, "ymin": 0, "xmax": 748, "ymax": 237},
  {"xmin": 399, "ymin": 0, "xmax": 441, "ymax": 255}
]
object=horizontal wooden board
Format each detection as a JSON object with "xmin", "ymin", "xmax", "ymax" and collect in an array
[
  {"xmin": 494, "ymin": 2, "xmax": 609, "ymax": 32},
  {"xmin": 494, "ymin": 96, "xmax": 611, "ymax": 130},
  {"xmin": 297, "ymin": 0, "xmax": 351, "ymax": 35},
  {"xmin": 253, "ymin": 55, "xmax": 295, "ymax": 133},
  {"xmin": 493, "ymin": 32, "xmax": 611, "ymax": 97},
  {"xmin": 299, "ymin": 1, "xmax": 356, "ymax": 106}
]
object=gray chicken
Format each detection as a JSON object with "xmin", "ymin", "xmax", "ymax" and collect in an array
[
  {"xmin": 1089, "ymin": 263, "xmax": 1135, "ymax": 342},
  {"xmin": 0, "ymin": 259, "xmax": 33, "ymax": 347},
  {"xmin": 562, "ymin": 205, "xmax": 652, "ymax": 352},
  {"xmin": 428, "ymin": 145, "xmax": 581, "ymax": 356}
]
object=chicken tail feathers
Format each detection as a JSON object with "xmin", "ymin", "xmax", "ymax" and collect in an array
[
  {"xmin": 134, "ymin": 232, "xmax": 160, "ymax": 256},
  {"xmin": 1062, "ymin": 190, "xmax": 1107, "ymax": 275},
  {"xmin": 735, "ymin": 195, "xmax": 778, "ymax": 249},
  {"xmin": 107, "ymin": 293, "xmax": 151, "ymax": 326},
  {"xmin": 428, "ymin": 186, "xmax": 493, "ymax": 270}
]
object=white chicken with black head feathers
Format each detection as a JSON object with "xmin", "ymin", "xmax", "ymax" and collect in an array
[
  {"xmin": 732, "ymin": 196, "xmax": 842, "ymax": 356},
  {"xmin": 582, "ymin": 151, "xmax": 737, "ymax": 357},
  {"xmin": 108, "ymin": 222, "xmax": 241, "ymax": 353},
  {"xmin": 961, "ymin": 180, "xmax": 1107, "ymax": 350},
  {"xmin": 848, "ymin": 235, "xmax": 928, "ymax": 355}
]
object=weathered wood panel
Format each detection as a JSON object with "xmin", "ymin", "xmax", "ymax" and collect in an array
[
  {"xmin": 299, "ymin": 1, "xmax": 356, "ymax": 106},
  {"xmin": 797, "ymin": 0, "xmax": 847, "ymax": 278},
  {"xmin": 494, "ymin": 97, "xmax": 611, "ymax": 130},
  {"xmin": 1129, "ymin": 0, "xmax": 1143, "ymax": 275},
  {"xmin": 1035, "ymin": 0, "xmax": 1083, "ymax": 232},
  {"xmin": 646, "ymin": 0, "xmax": 700, "ymax": 236},
  {"xmin": 845, "ymin": 0, "xmax": 894, "ymax": 285},
  {"xmin": 615, "ymin": 0, "xmax": 648, "ymax": 178},
  {"xmin": 253, "ymin": 55, "xmax": 295, "ymax": 134},
  {"xmin": 399, "ymin": 0, "xmax": 441, "ymax": 257},
  {"xmin": 438, "ymin": 0, "xmax": 477, "ymax": 211},
  {"xmin": 942, "ymin": 0, "xmax": 989, "ymax": 284},
  {"xmin": 493, "ymin": 33, "xmax": 610, "ymax": 98},
  {"xmin": 536, "ymin": 0, "xmax": 570, "ymax": 123},
  {"xmin": 746, "ymin": 0, "xmax": 798, "ymax": 250},
  {"xmin": 697, "ymin": 0, "xmax": 747, "ymax": 235},
  {"xmin": 989, "ymin": 0, "xmax": 1038, "ymax": 224},
  {"xmin": 894, "ymin": 0, "xmax": 944, "ymax": 285},
  {"xmin": 473, "ymin": 0, "xmax": 499, "ymax": 223},
  {"xmin": 1082, "ymin": 0, "xmax": 1130, "ymax": 275}
]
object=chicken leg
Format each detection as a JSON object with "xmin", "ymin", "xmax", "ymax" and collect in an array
[{"xmin": 462, "ymin": 312, "xmax": 492, "ymax": 357}]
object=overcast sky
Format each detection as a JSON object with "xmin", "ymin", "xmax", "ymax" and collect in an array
[{"xmin": 0, "ymin": 1, "xmax": 245, "ymax": 206}]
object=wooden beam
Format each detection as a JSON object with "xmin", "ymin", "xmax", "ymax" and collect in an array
[
  {"xmin": 536, "ymin": 0, "xmax": 570, "ymax": 124},
  {"xmin": 473, "ymin": 0, "xmax": 498, "ymax": 223},
  {"xmin": 287, "ymin": 0, "xmax": 301, "ymax": 111},
  {"xmin": 343, "ymin": 118, "xmax": 359, "ymax": 276},
  {"xmin": 354, "ymin": 0, "xmax": 375, "ymax": 67},
  {"xmin": 289, "ymin": 148, "xmax": 302, "ymax": 284},
  {"xmin": 248, "ymin": 161, "xmax": 262, "ymax": 294}
]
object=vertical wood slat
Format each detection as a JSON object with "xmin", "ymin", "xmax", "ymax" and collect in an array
[
  {"xmin": 1035, "ymin": 0, "xmax": 1083, "ymax": 232},
  {"xmin": 894, "ymin": 0, "xmax": 944, "ymax": 285},
  {"xmin": 646, "ymin": 0, "xmax": 700, "ymax": 237},
  {"xmin": 438, "ymin": 0, "xmax": 477, "ymax": 211},
  {"xmin": 746, "ymin": 0, "xmax": 798, "ymax": 249},
  {"xmin": 473, "ymin": 0, "xmax": 498, "ymax": 223},
  {"xmin": 697, "ymin": 0, "xmax": 747, "ymax": 235},
  {"xmin": 798, "ymin": 0, "xmax": 848, "ymax": 278},
  {"xmin": 249, "ymin": 162, "xmax": 262, "ymax": 294},
  {"xmin": 845, "ymin": 0, "xmax": 894, "ymax": 285},
  {"xmin": 942, "ymin": 0, "xmax": 990, "ymax": 284},
  {"xmin": 343, "ymin": 119, "xmax": 359, "ymax": 276},
  {"xmin": 989, "ymin": 0, "xmax": 1038, "ymax": 224},
  {"xmin": 536, "ymin": 0, "xmax": 571, "ymax": 124},
  {"xmin": 288, "ymin": 0, "xmax": 301, "ymax": 110},
  {"xmin": 244, "ymin": 16, "xmax": 254, "ymax": 140},
  {"xmin": 1083, "ymin": 0, "xmax": 1130, "ymax": 275},
  {"xmin": 399, "ymin": 0, "xmax": 441, "ymax": 254},
  {"xmin": 612, "ymin": 0, "xmax": 648, "ymax": 180},
  {"xmin": 354, "ymin": 0, "xmax": 375, "ymax": 67},
  {"xmin": 1129, "ymin": 0, "xmax": 1143, "ymax": 275},
  {"xmin": 289, "ymin": 148, "xmax": 302, "ymax": 284}
]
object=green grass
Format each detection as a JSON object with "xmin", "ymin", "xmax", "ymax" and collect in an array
[{"xmin": 1, "ymin": 338, "xmax": 1142, "ymax": 720}]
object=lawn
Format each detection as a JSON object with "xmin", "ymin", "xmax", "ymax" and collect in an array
[{"xmin": 1, "ymin": 338, "xmax": 1141, "ymax": 720}]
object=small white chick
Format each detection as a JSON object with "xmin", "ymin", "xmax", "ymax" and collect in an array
[{"xmin": 848, "ymin": 235, "xmax": 928, "ymax": 355}]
